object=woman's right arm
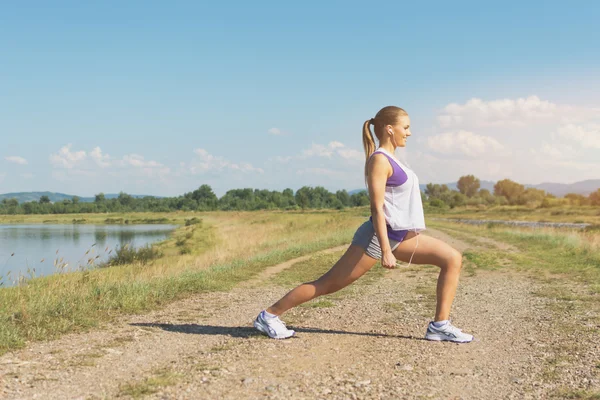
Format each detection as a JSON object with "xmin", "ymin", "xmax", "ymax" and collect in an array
[{"xmin": 367, "ymin": 154, "xmax": 397, "ymax": 269}]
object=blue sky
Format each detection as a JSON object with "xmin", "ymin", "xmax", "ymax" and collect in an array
[{"xmin": 1, "ymin": 1, "xmax": 599, "ymax": 197}]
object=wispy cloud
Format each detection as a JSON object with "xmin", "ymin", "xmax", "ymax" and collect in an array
[
  {"xmin": 5, "ymin": 156, "xmax": 28, "ymax": 165},
  {"xmin": 49, "ymin": 144, "xmax": 87, "ymax": 169},
  {"xmin": 557, "ymin": 124, "xmax": 600, "ymax": 149},
  {"xmin": 427, "ymin": 130, "xmax": 504, "ymax": 157},
  {"xmin": 268, "ymin": 127, "xmax": 285, "ymax": 135},
  {"xmin": 438, "ymin": 95, "xmax": 600, "ymax": 128},
  {"xmin": 187, "ymin": 148, "xmax": 264, "ymax": 174},
  {"xmin": 50, "ymin": 145, "xmax": 170, "ymax": 179}
]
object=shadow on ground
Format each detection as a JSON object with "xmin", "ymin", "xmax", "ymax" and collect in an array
[{"xmin": 130, "ymin": 322, "xmax": 424, "ymax": 341}]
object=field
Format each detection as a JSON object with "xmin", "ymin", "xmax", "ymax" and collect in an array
[{"xmin": 0, "ymin": 207, "xmax": 599, "ymax": 399}]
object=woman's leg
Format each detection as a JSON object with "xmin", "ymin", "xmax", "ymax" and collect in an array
[
  {"xmin": 392, "ymin": 232, "xmax": 463, "ymax": 321},
  {"xmin": 267, "ymin": 244, "xmax": 378, "ymax": 316}
]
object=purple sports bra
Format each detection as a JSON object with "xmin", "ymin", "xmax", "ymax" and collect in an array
[{"xmin": 371, "ymin": 150, "xmax": 408, "ymax": 187}]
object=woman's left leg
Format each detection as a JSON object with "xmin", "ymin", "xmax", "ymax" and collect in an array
[
  {"xmin": 392, "ymin": 232, "xmax": 463, "ymax": 321},
  {"xmin": 267, "ymin": 244, "xmax": 378, "ymax": 316}
]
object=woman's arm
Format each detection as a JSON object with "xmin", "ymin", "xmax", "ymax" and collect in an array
[{"xmin": 367, "ymin": 154, "xmax": 397, "ymax": 269}]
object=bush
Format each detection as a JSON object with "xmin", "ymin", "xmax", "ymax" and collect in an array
[
  {"xmin": 429, "ymin": 199, "xmax": 446, "ymax": 208},
  {"xmin": 185, "ymin": 217, "xmax": 202, "ymax": 226},
  {"xmin": 101, "ymin": 244, "xmax": 162, "ymax": 267}
]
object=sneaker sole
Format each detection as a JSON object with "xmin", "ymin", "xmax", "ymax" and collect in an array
[
  {"xmin": 425, "ymin": 333, "xmax": 473, "ymax": 343},
  {"xmin": 253, "ymin": 319, "xmax": 295, "ymax": 340}
]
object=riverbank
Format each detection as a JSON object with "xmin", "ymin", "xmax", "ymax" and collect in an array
[{"xmin": 0, "ymin": 209, "xmax": 366, "ymax": 355}]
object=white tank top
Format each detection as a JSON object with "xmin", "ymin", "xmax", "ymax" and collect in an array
[{"xmin": 369, "ymin": 148, "xmax": 426, "ymax": 232}]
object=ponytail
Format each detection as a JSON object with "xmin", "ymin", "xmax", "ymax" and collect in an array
[{"xmin": 363, "ymin": 119, "xmax": 376, "ymax": 179}]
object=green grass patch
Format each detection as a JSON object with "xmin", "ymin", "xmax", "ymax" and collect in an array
[
  {"xmin": 117, "ymin": 367, "xmax": 182, "ymax": 399},
  {"xmin": 301, "ymin": 300, "xmax": 335, "ymax": 308}
]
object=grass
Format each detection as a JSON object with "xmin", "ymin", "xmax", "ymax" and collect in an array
[
  {"xmin": 117, "ymin": 367, "xmax": 182, "ymax": 399},
  {"xmin": 427, "ymin": 204, "xmax": 600, "ymax": 225},
  {"xmin": 428, "ymin": 219, "xmax": 600, "ymax": 282},
  {"xmin": 0, "ymin": 209, "xmax": 366, "ymax": 355}
]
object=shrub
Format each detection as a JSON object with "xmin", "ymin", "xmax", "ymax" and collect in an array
[
  {"xmin": 185, "ymin": 217, "xmax": 202, "ymax": 226},
  {"xmin": 101, "ymin": 244, "xmax": 162, "ymax": 267},
  {"xmin": 429, "ymin": 199, "xmax": 446, "ymax": 208}
]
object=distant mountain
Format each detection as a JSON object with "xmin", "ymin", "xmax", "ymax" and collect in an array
[
  {"xmin": 0, "ymin": 192, "xmax": 160, "ymax": 203},
  {"xmin": 525, "ymin": 179, "xmax": 600, "ymax": 197},
  {"xmin": 349, "ymin": 179, "xmax": 599, "ymax": 197}
]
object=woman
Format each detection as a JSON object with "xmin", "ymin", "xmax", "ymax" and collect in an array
[{"xmin": 254, "ymin": 106, "xmax": 473, "ymax": 343}]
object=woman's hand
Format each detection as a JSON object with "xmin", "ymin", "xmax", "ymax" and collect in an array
[{"xmin": 381, "ymin": 250, "xmax": 397, "ymax": 269}]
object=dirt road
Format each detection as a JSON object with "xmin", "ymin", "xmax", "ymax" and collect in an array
[{"xmin": 1, "ymin": 229, "xmax": 598, "ymax": 399}]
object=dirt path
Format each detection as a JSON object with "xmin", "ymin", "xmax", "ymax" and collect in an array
[{"xmin": 0, "ymin": 229, "xmax": 598, "ymax": 399}]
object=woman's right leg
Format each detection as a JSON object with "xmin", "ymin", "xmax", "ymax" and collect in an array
[{"xmin": 266, "ymin": 244, "xmax": 378, "ymax": 316}]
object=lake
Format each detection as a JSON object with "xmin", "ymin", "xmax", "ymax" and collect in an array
[{"xmin": 0, "ymin": 224, "xmax": 176, "ymax": 287}]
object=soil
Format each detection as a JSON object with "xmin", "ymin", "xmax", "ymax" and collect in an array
[{"xmin": 1, "ymin": 229, "xmax": 598, "ymax": 399}]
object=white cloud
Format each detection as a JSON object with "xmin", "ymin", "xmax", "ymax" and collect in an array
[
  {"xmin": 122, "ymin": 154, "xmax": 163, "ymax": 168},
  {"xmin": 49, "ymin": 145, "xmax": 170, "ymax": 180},
  {"xmin": 90, "ymin": 147, "xmax": 111, "ymax": 168},
  {"xmin": 268, "ymin": 128, "xmax": 283, "ymax": 135},
  {"xmin": 188, "ymin": 148, "xmax": 263, "ymax": 174},
  {"xmin": 534, "ymin": 142, "xmax": 577, "ymax": 160},
  {"xmin": 296, "ymin": 167, "xmax": 344, "ymax": 178},
  {"xmin": 297, "ymin": 141, "xmax": 363, "ymax": 162},
  {"xmin": 301, "ymin": 143, "xmax": 335, "ymax": 158},
  {"xmin": 438, "ymin": 96, "xmax": 600, "ymax": 128},
  {"xmin": 557, "ymin": 124, "xmax": 600, "ymax": 149},
  {"xmin": 427, "ymin": 130, "xmax": 504, "ymax": 157},
  {"xmin": 5, "ymin": 156, "xmax": 28, "ymax": 165},
  {"xmin": 49, "ymin": 144, "xmax": 87, "ymax": 169}
]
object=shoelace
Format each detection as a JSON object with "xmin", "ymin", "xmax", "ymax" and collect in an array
[{"xmin": 445, "ymin": 324, "xmax": 462, "ymax": 335}]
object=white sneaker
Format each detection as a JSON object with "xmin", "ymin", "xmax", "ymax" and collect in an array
[
  {"xmin": 254, "ymin": 311, "xmax": 295, "ymax": 339},
  {"xmin": 425, "ymin": 321, "xmax": 473, "ymax": 343}
]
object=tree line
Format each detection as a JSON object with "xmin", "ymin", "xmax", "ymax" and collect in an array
[
  {"xmin": 0, "ymin": 185, "xmax": 371, "ymax": 215},
  {"xmin": 1, "ymin": 176, "xmax": 598, "ymax": 215},
  {"xmin": 426, "ymin": 175, "xmax": 600, "ymax": 208}
]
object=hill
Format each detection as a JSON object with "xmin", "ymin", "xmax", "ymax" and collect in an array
[{"xmin": 0, "ymin": 192, "xmax": 158, "ymax": 203}]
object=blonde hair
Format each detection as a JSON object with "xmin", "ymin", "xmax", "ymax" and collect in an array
[{"xmin": 362, "ymin": 106, "xmax": 408, "ymax": 178}]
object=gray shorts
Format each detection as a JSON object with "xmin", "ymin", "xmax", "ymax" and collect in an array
[{"xmin": 351, "ymin": 220, "xmax": 407, "ymax": 260}]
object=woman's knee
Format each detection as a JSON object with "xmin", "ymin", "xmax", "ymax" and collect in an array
[{"xmin": 442, "ymin": 249, "xmax": 463, "ymax": 272}]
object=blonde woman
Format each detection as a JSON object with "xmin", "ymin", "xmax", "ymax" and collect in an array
[{"xmin": 254, "ymin": 106, "xmax": 473, "ymax": 343}]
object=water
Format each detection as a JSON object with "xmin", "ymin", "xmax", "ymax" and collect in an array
[{"xmin": 0, "ymin": 224, "xmax": 176, "ymax": 287}]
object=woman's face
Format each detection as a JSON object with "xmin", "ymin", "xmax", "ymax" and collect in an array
[{"xmin": 391, "ymin": 115, "xmax": 411, "ymax": 147}]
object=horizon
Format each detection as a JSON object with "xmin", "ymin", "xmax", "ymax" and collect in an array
[
  {"xmin": 1, "ymin": 2, "xmax": 599, "ymax": 198},
  {"xmin": 2, "ymin": 177, "xmax": 599, "ymax": 200}
]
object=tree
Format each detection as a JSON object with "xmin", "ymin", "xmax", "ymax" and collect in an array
[
  {"xmin": 295, "ymin": 187, "xmax": 312, "ymax": 209},
  {"xmin": 457, "ymin": 175, "xmax": 481, "ymax": 197},
  {"xmin": 335, "ymin": 190, "xmax": 350, "ymax": 207},
  {"xmin": 72, "ymin": 196, "xmax": 80, "ymax": 204},
  {"xmin": 477, "ymin": 189, "xmax": 495, "ymax": 204},
  {"xmin": 590, "ymin": 188, "xmax": 600, "ymax": 206},
  {"xmin": 521, "ymin": 188, "xmax": 546, "ymax": 206},
  {"xmin": 425, "ymin": 183, "xmax": 449, "ymax": 199},
  {"xmin": 117, "ymin": 192, "xmax": 134, "ymax": 207},
  {"xmin": 95, "ymin": 193, "xmax": 106, "ymax": 203},
  {"xmin": 493, "ymin": 179, "xmax": 525, "ymax": 205},
  {"xmin": 39, "ymin": 195, "xmax": 51, "ymax": 204},
  {"xmin": 191, "ymin": 185, "xmax": 218, "ymax": 210}
]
